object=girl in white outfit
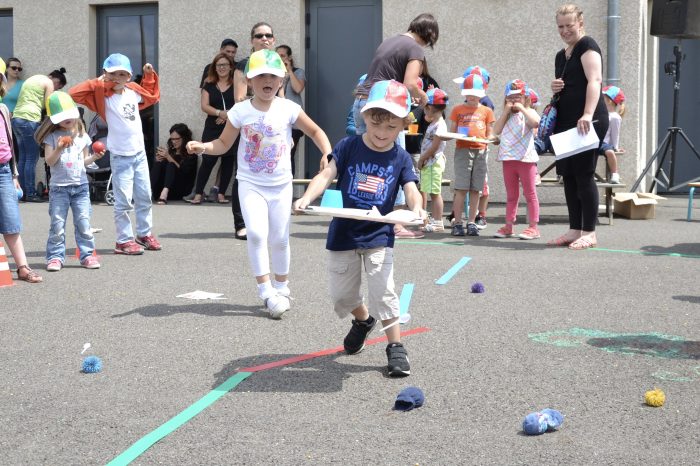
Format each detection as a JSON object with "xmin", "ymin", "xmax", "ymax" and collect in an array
[{"xmin": 187, "ymin": 49, "xmax": 332, "ymax": 319}]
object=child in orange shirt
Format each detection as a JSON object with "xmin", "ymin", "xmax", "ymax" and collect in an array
[{"xmin": 449, "ymin": 74, "xmax": 495, "ymax": 236}]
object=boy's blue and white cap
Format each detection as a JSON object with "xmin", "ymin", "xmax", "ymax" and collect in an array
[
  {"xmin": 461, "ymin": 74, "xmax": 487, "ymax": 97},
  {"xmin": 361, "ymin": 80, "xmax": 411, "ymax": 118},
  {"xmin": 453, "ymin": 65, "xmax": 491, "ymax": 85},
  {"xmin": 103, "ymin": 53, "xmax": 133, "ymax": 75}
]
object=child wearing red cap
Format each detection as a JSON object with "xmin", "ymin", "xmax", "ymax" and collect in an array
[
  {"xmin": 493, "ymin": 80, "xmax": 541, "ymax": 240},
  {"xmin": 599, "ymin": 85, "xmax": 626, "ymax": 184}
]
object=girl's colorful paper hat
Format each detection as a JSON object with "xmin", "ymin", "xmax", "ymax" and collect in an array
[
  {"xmin": 245, "ymin": 49, "xmax": 286, "ymax": 78},
  {"xmin": 426, "ymin": 88, "xmax": 448, "ymax": 105},
  {"xmin": 504, "ymin": 79, "xmax": 528, "ymax": 96},
  {"xmin": 461, "ymin": 74, "xmax": 487, "ymax": 97},
  {"xmin": 602, "ymin": 85, "xmax": 625, "ymax": 104},
  {"xmin": 361, "ymin": 80, "xmax": 411, "ymax": 117},
  {"xmin": 46, "ymin": 91, "xmax": 80, "ymax": 124},
  {"xmin": 528, "ymin": 88, "xmax": 540, "ymax": 106},
  {"xmin": 453, "ymin": 65, "xmax": 490, "ymax": 86},
  {"xmin": 103, "ymin": 53, "xmax": 133, "ymax": 75}
]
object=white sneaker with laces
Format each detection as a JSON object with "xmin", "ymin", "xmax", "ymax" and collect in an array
[{"xmin": 265, "ymin": 294, "xmax": 291, "ymax": 319}]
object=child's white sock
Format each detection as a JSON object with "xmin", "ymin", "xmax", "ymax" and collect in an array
[
  {"xmin": 272, "ymin": 279, "xmax": 290, "ymax": 297},
  {"xmin": 257, "ymin": 281, "xmax": 275, "ymax": 300}
]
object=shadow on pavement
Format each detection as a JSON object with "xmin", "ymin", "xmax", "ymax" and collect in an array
[
  {"xmin": 673, "ymin": 295, "xmax": 700, "ymax": 304},
  {"xmin": 159, "ymin": 232, "xmax": 234, "ymax": 240},
  {"xmin": 214, "ymin": 352, "xmax": 386, "ymax": 392},
  {"xmin": 111, "ymin": 302, "xmax": 265, "ymax": 319},
  {"xmin": 640, "ymin": 243, "xmax": 700, "ymax": 256},
  {"xmin": 586, "ymin": 335, "xmax": 700, "ymax": 360}
]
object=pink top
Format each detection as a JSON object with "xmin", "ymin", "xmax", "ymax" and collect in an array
[{"xmin": 0, "ymin": 113, "xmax": 12, "ymax": 164}]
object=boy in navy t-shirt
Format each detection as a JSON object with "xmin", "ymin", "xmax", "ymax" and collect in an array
[{"xmin": 294, "ymin": 80, "xmax": 423, "ymax": 377}]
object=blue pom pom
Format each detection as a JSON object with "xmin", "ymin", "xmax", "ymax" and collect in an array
[
  {"xmin": 523, "ymin": 412, "xmax": 548, "ymax": 435},
  {"xmin": 82, "ymin": 356, "xmax": 102, "ymax": 373},
  {"xmin": 471, "ymin": 282, "xmax": 485, "ymax": 293},
  {"xmin": 541, "ymin": 408, "xmax": 564, "ymax": 429}
]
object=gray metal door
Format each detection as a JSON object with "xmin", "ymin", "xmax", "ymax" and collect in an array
[
  {"xmin": 305, "ymin": 0, "xmax": 382, "ymax": 177},
  {"xmin": 657, "ymin": 39, "xmax": 700, "ymax": 192}
]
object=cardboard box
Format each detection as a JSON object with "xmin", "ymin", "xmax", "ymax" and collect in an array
[{"xmin": 613, "ymin": 192, "xmax": 666, "ymax": 219}]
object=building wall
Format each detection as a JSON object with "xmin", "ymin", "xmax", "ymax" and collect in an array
[{"xmin": 1, "ymin": 0, "xmax": 653, "ymax": 201}]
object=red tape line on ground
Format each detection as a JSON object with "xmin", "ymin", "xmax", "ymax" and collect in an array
[{"xmin": 239, "ymin": 326, "xmax": 431, "ymax": 372}]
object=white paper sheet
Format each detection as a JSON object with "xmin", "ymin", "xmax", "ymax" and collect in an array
[
  {"xmin": 176, "ymin": 290, "xmax": 227, "ymax": 300},
  {"xmin": 302, "ymin": 206, "xmax": 423, "ymax": 225},
  {"xmin": 550, "ymin": 127, "xmax": 600, "ymax": 160}
]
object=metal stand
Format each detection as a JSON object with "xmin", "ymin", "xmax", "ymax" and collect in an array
[{"xmin": 631, "ymin": 41, "xmax": 700, "ymax": 192}]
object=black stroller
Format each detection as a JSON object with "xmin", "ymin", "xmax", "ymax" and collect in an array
[{"xmin": 86, "ymin": 115, "xmax": 114, "ymax": 205}]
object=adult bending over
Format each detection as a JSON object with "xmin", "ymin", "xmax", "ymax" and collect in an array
[{"xmin": 547, "ymin": 4, "xmax": 608, "ymax": 250}]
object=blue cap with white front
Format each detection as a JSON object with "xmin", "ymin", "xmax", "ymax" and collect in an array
[{"xmin": 103, "ymin": 53, "xmax": 133, "ymax": 75}]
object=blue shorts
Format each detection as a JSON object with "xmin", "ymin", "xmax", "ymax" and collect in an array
[
  {"xmin": 598, "ymin": 142, "xmax": 614, "ymax": 155},
  {"xmin": 0, "ymin": 163, "xmax": 22, "ymax": 234}
]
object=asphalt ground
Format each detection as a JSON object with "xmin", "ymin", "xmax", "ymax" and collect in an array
[{"xmin": 1, "ymin": 194, "xmax": 698, "ymax": 465}]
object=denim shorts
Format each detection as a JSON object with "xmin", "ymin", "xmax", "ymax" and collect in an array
[{"xmin": 0, "ymin": 163, "xmax": 22, "ymax": 234}]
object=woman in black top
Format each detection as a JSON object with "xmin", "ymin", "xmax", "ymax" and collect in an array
[
  {"xmin": 151, "ymin": 123, "xmax": 197, "ymax": 203},
  {"xmin": 548, "ymin": 3, "xmax": 608, "ymax": 250},
  {"xmin": 192, "ymin": 53, "xmax": 238, "ymax": 208}
]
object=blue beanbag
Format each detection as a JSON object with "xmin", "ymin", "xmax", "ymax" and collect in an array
[{"xmin": 394, "ymin": 386, "xmax": 425, "ymax": 411}]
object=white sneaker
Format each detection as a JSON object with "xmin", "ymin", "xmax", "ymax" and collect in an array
[
  {"xmin": 265, "ymin": 293, "xmax": 290, "ymax": 319},
  {"xmin": 609, "ymin": 173, "xmax": 621, "ymax": 184}
]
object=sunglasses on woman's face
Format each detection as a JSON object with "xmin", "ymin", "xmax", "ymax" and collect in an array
[
  {"xmin": 9, "ymin": 66, "xmax": 22, "ymax": 71},
  {"xmin": 254, "ymin": 33, "xmax": 274, "ymax": 39}
]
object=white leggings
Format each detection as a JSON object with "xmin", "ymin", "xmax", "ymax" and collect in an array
[{"xmin": 238, "ymin": 180, "xmax": 292, "ymax": 277}]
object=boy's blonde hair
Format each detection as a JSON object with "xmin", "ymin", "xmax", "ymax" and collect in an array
[
  {"xmin": 603, "ymin": 94, "xmax": 627, "ymax": 117},
  {"xmin": 364, "ymin": 107, "xmax": 411, "ymax": 126},
  {"xmin": 34, "ymin": 116, "xmax": 86, "ymax": 146}
]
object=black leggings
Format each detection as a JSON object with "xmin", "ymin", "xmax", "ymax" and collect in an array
[
  {"xmin": 194, "ymin": 154, "xmax": 234, "ymax": 195},
  {"xmin": 563, "ymin": 172, "xmax": 598, "ymax": 231}
]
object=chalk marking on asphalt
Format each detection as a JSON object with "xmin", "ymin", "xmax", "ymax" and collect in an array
[
  {"xmin": 436, "ymin": 257, "xmax": 471, "ymax": 285},
  {"xmin": 590, "ymin": 248, "xmax": 700, "ymax": 259},
  {"xmin": 107, "ymin": 327, "xmax": 430, "ymax": 464},
  {"xmin": 106, "ymin": 371, "xmax": 252, "ymax": 466}
]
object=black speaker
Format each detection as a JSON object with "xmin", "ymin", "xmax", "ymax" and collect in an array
[{"xmin": 651, "ymin": 0, "xmax": 700, "ymax": 39}]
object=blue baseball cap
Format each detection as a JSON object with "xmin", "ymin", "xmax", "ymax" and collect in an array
[
  {"xmin": 103, "ymin": 53, "xmax": 133, "ymax": 75},
  {"xmin": 361, "ymin": 80, "xmax": 411, "ymax": 118}
]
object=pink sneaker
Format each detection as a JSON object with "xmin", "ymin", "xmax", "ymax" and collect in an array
[
  {"xmin": 494, "ymin": 225, "xmax": 514, "ymax": 238},
  {"xmin": 114, "ymin": 240, "xmax": 144, "ymax": 255},
  {"xmin": 46, "ymin": 259, "xmax": 63, "ymax": 272},
  {"xmin": 136, "ymin": 235, "xmax": 162, "ymax": 251},
  {"xmin": 394, "ymin": 227, "xmax": 425, "ymax": 239},
  {"xmin": 80, "ymin": 255, "xmax": 101, "ymax": 269},
  {"xmin": 518, "ymin": 226, "xmax": 541, "ymax": 240}
]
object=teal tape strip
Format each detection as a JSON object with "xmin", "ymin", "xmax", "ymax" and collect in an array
[
  {"xmin": 590, "ymin": 248, "xmax": 700, "ymax": 259},
  {"xmin": 399, "ymin": 283, "xmax": 414, "ymax": 318},
  {"xmin": 106, "ymin": 371, "xmax": 252, "ymax": 466},
  {"xmin": 396, "ymin": 240, "xmax": 464, "ymax": 246},
  {"xmin": 436, "ymin": 256, "xmax": 471, "ymax": 285}
]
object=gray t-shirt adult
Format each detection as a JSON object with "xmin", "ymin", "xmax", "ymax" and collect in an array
[
  {"xmin": 358, "ymin": 34, "xmax": 425, "ymax": 94},
  {"xmin": 283, "ymin": 67, "xmax": 305, "ymax": 108}
]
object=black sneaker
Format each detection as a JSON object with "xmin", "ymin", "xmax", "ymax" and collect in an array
[
  {"xmin": 386, "ymin": 343, "xmax": 411, "ymax": 376},
  {"xmin": 451, "ymin": 223, "xmax": 465, "ymax": 236},
  {"xmin": 474, "ymin": 215, "xmax": 487, "ymax": 230},
  {"xmin": 466, "ymin": 222, "xmax": 480, "ymax": 236},
  {"xmin": 343, "ymin": 316, "xmax": 376, "ymax": 354}
]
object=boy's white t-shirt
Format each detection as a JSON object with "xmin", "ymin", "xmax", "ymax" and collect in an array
[
  {"xmin": 44, "ymin": 130, "xmax": 91, "ymax": 186},
  {"xmin": 421, "ymin": 118, "xmax": 447, "ymax": 167},
  {"xmin": 603, "ymin": 111, "xmax": 621, "ymax": 149},
  {"xmin": 229, "ymin": 97, "xmax": 301, "ymax": 186},
  {"xmin": 104, "ymin": 87, "xmax": 145, "ymax": 156}
]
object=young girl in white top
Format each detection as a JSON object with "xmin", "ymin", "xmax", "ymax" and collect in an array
[
  {"xmin": 35, "ymin": 91, "xmax": 105, "ymax": 271},
  {"xmin": 600, "ymin": 85, "xmax": 626, "ymax": 184},
  {"xmin": 417, "ymin": 88, "xmax": 448, "ymax": 232},
  {"xmin": 493, "ymin": 80, "xmax": 541, "ymax": 240},
  {"xmin": 187, "ymin": 49, "xmax": 332, "ymax": 319}
]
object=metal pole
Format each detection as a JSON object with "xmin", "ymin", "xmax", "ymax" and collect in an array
[
  {"xmin": 668, "ymin": 42, "xmax": 682, "ymax": 187},
  {"xmin": 606, "ymin": 0, "xmax": 621, "ymax": 85}
]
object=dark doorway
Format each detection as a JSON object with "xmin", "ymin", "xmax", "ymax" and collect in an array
[
  {"xmin": 96, "ymin": 3, "xmax": 159, "ymax": 166},
  {"xmin": 656, "ymin": 39, "xmax": 700, "ymax": 192},
  {"xmin": 304, "ymin": 0, "xmax": 382, "ymax": 177}
]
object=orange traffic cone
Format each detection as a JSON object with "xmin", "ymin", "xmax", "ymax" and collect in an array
[{"xmin": 0, "ymin": 241, "xmax": 15, "ymax": 287}]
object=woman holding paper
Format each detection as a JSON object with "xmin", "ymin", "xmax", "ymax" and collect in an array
[{"xmin": 547, "ymin": 3, "xmax": 608, "ymax": 250}]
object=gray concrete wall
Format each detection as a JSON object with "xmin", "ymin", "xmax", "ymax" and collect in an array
[{"xmin": 1, "ymin": 0, "xmax": 653, "ymax": 201}]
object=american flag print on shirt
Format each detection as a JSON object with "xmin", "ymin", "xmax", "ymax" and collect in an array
[{"xmin": 355, "ymin": 173, "xmax": 385, "ymax": 194}]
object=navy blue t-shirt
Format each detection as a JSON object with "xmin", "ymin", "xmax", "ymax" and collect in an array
[{"xmin": 326, "ymin": 135, "xmax": 418, "ymax": 251}]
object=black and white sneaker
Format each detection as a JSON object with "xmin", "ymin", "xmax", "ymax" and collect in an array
[
  {"xmin": 466, "ymin": 222, "xmax": 480, "ymax": 236},
  {"xmin": 344, "ymin": 316, "xmax": 376, "ymax": 354},
  {"xmin": 386, "ymin": 343, "xmax": 411, "ymax": 376},
  {"xmin": 474, "ymin": 215, "xmax": 487, "ymax": 230}
]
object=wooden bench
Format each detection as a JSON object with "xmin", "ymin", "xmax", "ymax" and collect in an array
[{"xmin": 687, "ymin": 182, "xmax": 700, "ymax": 221}]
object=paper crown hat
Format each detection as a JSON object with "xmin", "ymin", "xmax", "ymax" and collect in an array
[
  {"xmin": 602, "ymin": 85, "xmax": 625, "ymax": 104},
  {"xmin": 361, "ymin": 80, "xmax": 411, "ymax": 118},
  {"xmin": 461, "ymin": 74, "xmax": 487, "ymax": 97},
  {"xmin": 245, "ymin": 49, "xmax": 286, "ymax": 78},
  {"xmin": 46, "ymin": 91, "xmax": 80, "ymax": 124}
]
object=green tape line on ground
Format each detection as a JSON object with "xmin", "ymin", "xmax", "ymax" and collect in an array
[
  {"xmin": 590, "ymin": 247, "xmax": 700, "ymax": 259},
  {"xmin": 396, "ymin": 240, "xmax": 463, "ymax": 246},
  {"xmin": 106, "ymin": 371, "xmax": 252, "ymax": 466}
]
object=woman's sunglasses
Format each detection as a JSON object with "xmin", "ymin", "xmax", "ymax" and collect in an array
[
  {"xmin": 253, "ymin": 33, "xmax": 274, "ymax": 39},
  {"xmin": 9, "ymin": 66, "xmax": 22, "ymax": 72}
]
